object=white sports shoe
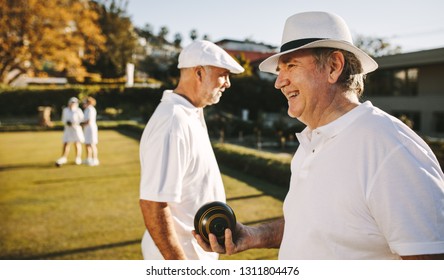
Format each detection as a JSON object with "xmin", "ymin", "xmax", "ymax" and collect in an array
[
  {"xmin": 55, "ymin": 157, "xmax": 67, "ymax": 167},
  {"xmin": 75, "ymin": 157, "xmax": 82, "ymax": 165},
  {"xmin": 89, "ymin": 159, "xmax": 100, "ymax": 166},
  {"xmin": 85, "ymin": 158, "xmax": 99, "ymax": 166}
]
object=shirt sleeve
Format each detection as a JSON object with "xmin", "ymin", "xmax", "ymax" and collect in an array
[
  {"xmin": 139, "ymin": 127, "xmax": 188, "ymax": 203},
  {"xmin": 367, "ymin": 143, "xmax": 444, "ymax": 256}
]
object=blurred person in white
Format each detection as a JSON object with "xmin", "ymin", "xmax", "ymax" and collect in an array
[
  {"xmin": 55, "ymin": 97, "xmax": 84, "ymax": 166},
  {"xmin": 81, "ymin": 96, "xmax": 99, "ymax": 166},
  {"xmin": 194, "ymin": 11, "xmax": 444, "ymax": 260},
  {"xmin": 139, "ymin": 40, "xmax": 244, "ymax": 259}
]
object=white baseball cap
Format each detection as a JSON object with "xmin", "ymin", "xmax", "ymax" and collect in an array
[
  {"xmin": 259, "ymin": 11, "xmax": 378, "ymax": 75},
  {"xmin": 178, "ymin": 40, "xmax": 244, "ymax": 74}
]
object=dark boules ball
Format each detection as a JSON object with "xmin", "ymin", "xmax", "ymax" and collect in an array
[{"xmin": 194, "ymin": 201, "xmax": 236, "ymax": 245}]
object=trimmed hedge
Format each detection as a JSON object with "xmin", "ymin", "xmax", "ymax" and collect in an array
[
  {"xmin": 0, "ymin": 76, "xmax": 285, "ymax": 122},
  {"xmin": 0, "ymin": 86, "xmax": 163, "ymax": 121},
  {"xmin": 212, "ymin": 142, "xmax": 292, "ymax": 189}
]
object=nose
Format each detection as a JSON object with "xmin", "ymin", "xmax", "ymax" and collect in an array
[
  {"xmin": 274, "ymin": 72, "xmax": 289, "ymax": 90},
  {"xmin": 224, "ymin": 75, "xmax": 231, "ymax": 88}
]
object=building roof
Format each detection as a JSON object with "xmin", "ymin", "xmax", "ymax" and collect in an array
[
  {"xmin": 215, "ymin": 38, "xmax": 277, "ymax": 65},
  {"xmin": 375, "ymin": 47, "xmax": 444, "ymax": 69},
  {"xmin": 224, "ymin": 49, "xmax": 276, "ymax": 64},
  {"xmin": 215, "ymin": 39, "xmax": 277, "ymax": 51}
]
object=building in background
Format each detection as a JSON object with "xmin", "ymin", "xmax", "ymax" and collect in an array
[
  {"xmin": 364, "ymin": 48, "xmax": 444, "ymax": 137},
  {"xmin": 216, "ymin": 39, "xmax": 277, "ymax": 80}
]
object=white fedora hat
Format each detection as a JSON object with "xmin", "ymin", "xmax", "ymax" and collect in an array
[
  {"xmin": 178, "ymin": 40, "xmax": 244, "ymax": 74},
  {"xmin": 259, "ymin": 11, "xmax": 378, "ymax": 75}
]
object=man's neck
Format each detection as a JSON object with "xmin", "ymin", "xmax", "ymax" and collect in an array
[{"xmin": 307, "ymin": 92, "xmax": 359, "ymax": 130}]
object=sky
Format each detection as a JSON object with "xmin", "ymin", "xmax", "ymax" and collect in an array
[{"xmin": 126, "ymin": 0, "xmax": 444, "ymax": 53}]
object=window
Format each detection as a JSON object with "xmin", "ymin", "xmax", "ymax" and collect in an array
[{"xmin": 365, "ymin": 68, "xmax": 418, "ymax": 97}]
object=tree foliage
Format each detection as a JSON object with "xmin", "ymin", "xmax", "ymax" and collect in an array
[
  {"xmin": 355, "ymin": 35, "xmax": 402, "ymax": 57},
  {"xmin": 189, "ymin": 29, "xmax": 198, "ymax": 41},
  {"xmin": 134, "ymin": 24, "xmax": 180, "ymax": 84},
  {"xmin": 89, "ymin": 0, "xmax": 138, "ymax": 78},
  {"xmin": 0, "ymin": 0, "xmax": 105, "ymax": 84}
]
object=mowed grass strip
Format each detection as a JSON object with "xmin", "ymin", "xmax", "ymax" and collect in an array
[{"xmin": 0, "ymin": 131, "xmax": 285, "ymax": 260}]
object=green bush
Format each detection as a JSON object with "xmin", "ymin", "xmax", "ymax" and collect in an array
[
  {"xmin": 0, "ymin": 85, "xmax": 163, "ymax": 121},
  {"xmin": 212, "ymin": 142, "xmax": 291, "ymax": 189}
]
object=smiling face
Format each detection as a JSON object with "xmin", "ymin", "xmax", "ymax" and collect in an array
[{"xmin": 274, "ymin": 49, "xmax": 333, "ymax": 128}]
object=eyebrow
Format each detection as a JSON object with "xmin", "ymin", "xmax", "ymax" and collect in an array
[{"xmin": 276, "ymin": 55, "xmax": 298, "ymax": 72}]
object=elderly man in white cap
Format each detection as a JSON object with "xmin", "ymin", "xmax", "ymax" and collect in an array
[
  {"xmin": 139, "ymin": 40, "xmax": 244, "ymax": 260},
  {"xmin": 194, "ymin": 12, "xmax": 444, "ymax": 260}
]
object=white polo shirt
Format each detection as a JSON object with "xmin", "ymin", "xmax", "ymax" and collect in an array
[
  {"xmin": 139, "ymin": 90, "xmax": 225, "ymax": 260},
  {"xmin": 279, "ymin": 101, "xmax": 444, "ymax": 259}
]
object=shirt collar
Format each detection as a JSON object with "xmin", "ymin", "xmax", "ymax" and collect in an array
[
  {"xmin": 161, "ymin": 90, "xmax": 206, "ymax": 127},
  {"xmin": 162, "ymin": 90, "xmax": 201, "ymax": 114},
  {"xmin": 298, "ymin": 101, "xmax": 373, "ymax": 141}
]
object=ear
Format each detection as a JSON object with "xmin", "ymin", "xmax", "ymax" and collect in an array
[
  {"xmin": 195, "ymin": 66, "xmax": 203, "ymax": 82},
  {"xmin": 327, "ymin": 51, "xmax": 345, "ymax": 83}
]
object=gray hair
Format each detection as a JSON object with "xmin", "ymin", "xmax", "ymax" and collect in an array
[{"xmin": 311, "ymin": 48, "xmax": 365, "ymax": 97}]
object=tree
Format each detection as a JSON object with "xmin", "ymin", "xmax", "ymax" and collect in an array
[
  {"xmin": 355, "ymin": 35, "xmax": 401, "ymax": 57},
  {"xmin": 90, "ymin": 0, "xmax": 138, "ymax": 78},
  {"xmin": 138, "ymin": 24, "xmax": 154, "ymax": 39},
  {"xmin": 190, "ymin": 29, "xmax": 198, "ymax": 41},
  {"xmin": 173, "ymin": 33, "xmax": 182, "ymax": 48},
  {"xmin": 234, "ymin": 53, "xmax": 253, "ymax": 77},
  {"xmin": 158, "ymin": 26, "xmax": 169, "ymax": 43},
  {"xmin": 0, "ymin": 0, "xmax": 105, "ymax": 84}
]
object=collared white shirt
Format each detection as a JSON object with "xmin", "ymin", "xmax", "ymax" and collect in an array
[
  {"xmin": 139, "ymin": 90, "xmax": 225, "ymax": 260},
  {"xmin": 279, "ymin": 101, "xmax": 444, "ymax": 259}
]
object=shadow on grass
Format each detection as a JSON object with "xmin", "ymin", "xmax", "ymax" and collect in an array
[
  {"xmin": 227, "ymin": 193, "xmax": 264, "ymax": 201},
  {"xmin": 2, "ymin": 239, "xmax": 142, "ymax": 260},
  {"xmin": 115, "ymin": 128, "xmax": 142, "ymax": 142},
  {"xmin": 220, "ymin": 165, "xmax": 288, "ymax": 202},
  {"xmin": 0, "ymin": 162, "xmax": 56, "ymax": 171}
]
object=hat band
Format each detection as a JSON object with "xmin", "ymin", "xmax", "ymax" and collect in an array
[{"xmin": 280, "ymin": 38, "xmax": 324, "ymax": 52}]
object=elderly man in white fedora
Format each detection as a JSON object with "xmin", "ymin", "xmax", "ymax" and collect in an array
[
  {"xmin": 193, "ymin": 11, "xmax": 444, "ymax": 260},
  {"xmin": 139, "ymin": 40, "xmax": 244, "ymax": 260}
]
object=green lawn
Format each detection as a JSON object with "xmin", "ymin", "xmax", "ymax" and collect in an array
[{"xmin": 0, "ymin": 130, "xmax": 285, "ymax": 260}]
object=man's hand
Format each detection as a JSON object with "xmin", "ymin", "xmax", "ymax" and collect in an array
[
  {"xmin": 193, "ymin": 218, "xmax": 284, "ymax": 256},
  {"xmin": 192, "ymin": 222, "xmax": 258, "ymax": 255}
]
